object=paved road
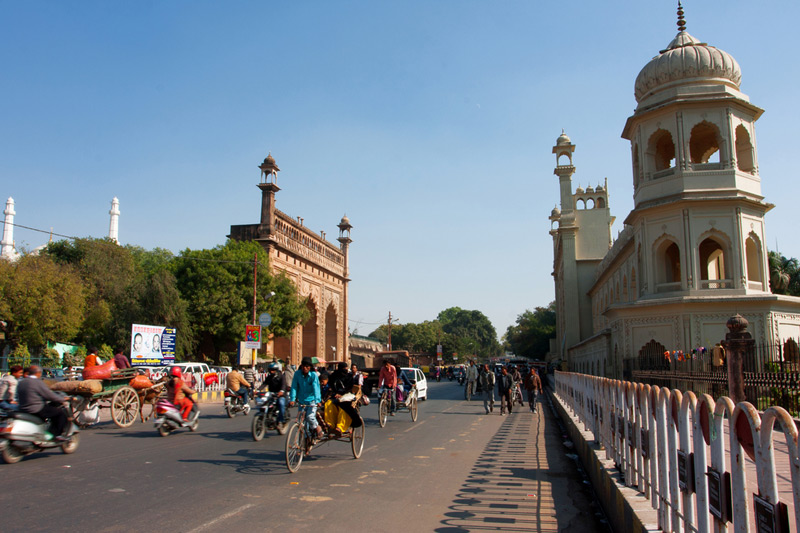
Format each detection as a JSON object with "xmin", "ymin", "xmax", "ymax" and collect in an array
[{"xmin": 0, "ymin": 381, "xmax": 610, "ymax": 532}]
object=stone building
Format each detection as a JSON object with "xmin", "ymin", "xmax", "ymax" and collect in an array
[
  {"xmin": 229, "ymin": 154, "xmax": 352, "ymax": 367},
  {"xmin": 549, "ymin": 8, "xmax": 800, "ymax": 377}
]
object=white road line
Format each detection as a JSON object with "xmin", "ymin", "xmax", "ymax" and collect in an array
[
  {"xmin": 188, "ymin": 503, "xmax": 256, "ymax": 533},
  {"xmin": 403, "ymin": 420, "xmax": 427, "ymax": 432}
]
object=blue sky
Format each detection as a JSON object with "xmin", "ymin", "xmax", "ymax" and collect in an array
[{"xmin": 2, "ymin": 1, "xmax": 799, "ymax": 339}]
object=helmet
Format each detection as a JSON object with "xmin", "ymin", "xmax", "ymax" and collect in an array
[
  {"xmin": 170, "ymin": 366, "xmax": 182, "ymax": 378},
  {"xmin": 268, "ymin": 362, "xmax": 280, "ymax": 371}
]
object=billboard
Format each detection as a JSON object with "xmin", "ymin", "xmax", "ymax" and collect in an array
[
  {"xmin": 244, "ymin": 324, "xmax": 261, "ymax": 350},
  {"xmin": 131, "ymin": 324, "xmax": 176, "ymax": 366}
]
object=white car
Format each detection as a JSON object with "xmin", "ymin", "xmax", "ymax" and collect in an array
[{"xmin": 400, "ymin": 367, "xmax": 428, "ymax": 401}]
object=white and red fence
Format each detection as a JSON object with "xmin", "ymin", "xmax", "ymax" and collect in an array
[{"xmin": 554, "ymin": 370, "xmax": 799, "ymax": 532}]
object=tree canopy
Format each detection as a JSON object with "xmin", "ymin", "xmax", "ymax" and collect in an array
[
  {"xmin": 503, "ymin": 302, "xmax": 556, "ymax": 360},
  {"xmin": 769, "ymin": 251, "xmax": 800, "ymax": 296}
]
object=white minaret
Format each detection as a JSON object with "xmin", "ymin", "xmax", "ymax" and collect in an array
[
  {"xmin": 108, "ymin": 197, "xmax": 120, "ymax": 244},
  {"xmin": 1, "ymin": 197, "xmax": 18, "ymax": 260}
]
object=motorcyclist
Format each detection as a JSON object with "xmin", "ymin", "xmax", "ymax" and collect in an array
[
  {"xmin": 166, "ymin": 366, "xmax": 197, "ymax": 421},
  {"xmin": 225, "ymin": 367, "xmax": 251, "ymax": 406},
  {"xmin": 259, "ymin": 362, "xmax": 289, "ymax": 424},
  {"xmin": 16, "ymin": 365, "xmax": 70, "ymax": 440}
]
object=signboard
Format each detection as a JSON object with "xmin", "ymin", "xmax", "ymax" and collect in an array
[
  {"xmin": 707, "ymin": 467, "xmax": 731, "ymax": 523},
  {"xmin": 258, "ymin": 312, "xmax": 272, "ymax": 328},
  {"xmin": 677, "ymin": 450, "xmax": 695, "ymax": 493},
  {"xmin": 131, "ymin": 324, "xmax": 176, "ymax": 366},
  {"xmin": 245, "ymin": 324, "xmax": 261, "ymax": 350}
]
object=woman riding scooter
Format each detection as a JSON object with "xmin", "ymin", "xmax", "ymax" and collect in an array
[{"xmin": 167, "ymin": 366, "xmax": 197, "ymax": 422}]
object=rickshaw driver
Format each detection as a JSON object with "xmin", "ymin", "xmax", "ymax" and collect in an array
[{"xmin": 289, "ymin": 357, "xmax": 323, "ymax": 439}]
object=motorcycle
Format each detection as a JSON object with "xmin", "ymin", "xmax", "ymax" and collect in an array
[
  {"xmin": 457, "ymin": 373, "xmax": 465, "ymax": 385},
  {"xmin": 154, "ymin": 399, "xmax": 199, "ymax": 436},
  {"xmin": 224, "ymin": 389, "xmax": 250, "ymax": 417},
  {"xmin": 0, "ymin": 398, "xmax": 80, "ymax": 464},
  {"xmin": 251, "ymin": 391, "xmax": 289, "ymax": 441}
]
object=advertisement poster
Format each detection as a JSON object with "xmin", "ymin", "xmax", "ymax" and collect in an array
[
  {"xmin": 131, "ymin": 324, "xmax": 176, "ymax": 366},
  {"xmin": 244, "ymin": 324, "xmax": 261, "ymax": 350}
]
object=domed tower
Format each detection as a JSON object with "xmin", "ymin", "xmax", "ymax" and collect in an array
[{"xmin": 621, "ymin": 3, "xmax": 771, "ymax": 295}]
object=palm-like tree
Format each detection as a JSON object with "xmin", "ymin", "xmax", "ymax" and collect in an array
[{"xmin": 769, "ymin": 251, "xmax": 799, "ymax": 295}]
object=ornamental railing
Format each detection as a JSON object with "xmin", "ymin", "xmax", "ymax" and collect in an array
[{"xmin": 554, "ymin": 370, "xmax": 799, "ymax": 533}]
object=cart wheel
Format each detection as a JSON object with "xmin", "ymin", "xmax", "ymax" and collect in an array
[
  {"xmin": 378, "ymin": 398, "xmax": 388, "ymax": 428},
  {"xmin": 111, "ymin": 386, "xmax": 140, "ymax": 428},
  {"xmin": 285, "ymin": 423, "xmax": 305, "ymax": 473},
  {"xmin": 252, "ymin": 414, "xmax": 266, "ymax": 441},
  {"xmin": 410, "ymin": 397, "xmax": 418, "ymax": 422},
  {"xmin": 351, "ymin": 422, "xmax": 365, "ymax": 459}
]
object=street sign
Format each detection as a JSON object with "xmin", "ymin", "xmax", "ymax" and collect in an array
[
  {"xmin": 245, "ymin": 324, "xmax": 261, "ymax": 349},
  {"xmin": 258, "ymin": 312, "xmax": 272, "ymax": 327}
]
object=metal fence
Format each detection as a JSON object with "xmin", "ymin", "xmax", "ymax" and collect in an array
[
  {"xmin": 629, "ymin": 339, "xmax": 800, "ymax": 417},
  {"xmin": 554, "ymin": 370, "xmax": 800, "ymax": 533}
]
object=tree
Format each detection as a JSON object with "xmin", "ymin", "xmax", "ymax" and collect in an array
[
  {"xmin": 8, "ymin": 344, "xmax": 31, "ymax": 368},
  {"xmin": 769, "ymin": 251, "xmax": 800, "ymax": 296},
  {"xmin": 172, "ymin": 240, "xmax": 308, "ymax": 362},
  {"xmin": 437, "ymin": 307, "xmax": 501, "ymax": 360},
  {"xmin": 504, "ymin": 302, "xmax": 557, "ymax": 360},
  {"xmin": 1, "ymin": 255, "xmax": 87, "ymax": 350}
]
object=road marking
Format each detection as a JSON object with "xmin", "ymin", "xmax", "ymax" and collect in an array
[
  {"xmin": 413, "ymin": 456, "xmax": 430, "ymax": 459},
  {"xmin": 301, "ymin": 495, "xmax": 332, "ymax": 502},
  {"xmin": 330, "ymin": 484, "xmax": 350, "ymax": 487},
  {"xmin": 432, "ymin": 447, "xmax": 445, "ymax": 450},
  {"xmin": 108, "ymin": 488, "xmax": 125, "ymax": 493},
  {"xmin": 187, "ymin": 503, "xmax": 256, "ymax": 533},
  {"xmin": 403, "ymin": 420, "xmax": 426, "ymax": 433}
]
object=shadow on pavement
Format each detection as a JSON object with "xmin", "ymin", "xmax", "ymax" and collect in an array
[
  {"xmin": 179, "ymin": 448, "xmax": 289, "ymax": 476},
  {"xmin": 435, "ymin": 395, "xmax": 609, "ymax": 533}
]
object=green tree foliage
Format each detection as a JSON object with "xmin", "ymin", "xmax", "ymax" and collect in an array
[
  {"xmin": 172, "ymin": 240, "xmax": 308, "ymax": 362},
  {"xmin": 1, "ymin": 255, "xmax": 86, "ymax": 349},
  {"xmin": 504, "ymin": 302, "xmax": 557, "ymax": 359},
  {"xmin": 43, "ymin": 348, "xmax": 61, "ymax": 368},
  {"xmin": 769, "ymin": 251, "xmax": 800, "ymax": 296},
  {"xmin": 8, "ymin": 344, "xmax": 31, "ymax": 368}
]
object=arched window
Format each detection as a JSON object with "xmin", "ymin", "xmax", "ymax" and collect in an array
[
  {"xmin": 586, "ymin": 198, "xmax": 595, "ymax": 209},
  {"xmin": 557, "ymin": 153, "xmax": 572, "ymax": 166},
  {"xmin": 784, "ymin": 339, "xmax": 799, "ymax": 364},
  {"xmin": 655, "ymin": 240, "xmax": 682, "ymax": 290},
  {"xmin": 699, "ymin": 237, "xmax": 730, "ymax": 288},
  {"xmin": 735, "ymin": 124, "xmax": 755, "ymax": 173},
  {"xmin": 690, "ymin": 121, "xmax": 721, "ymax": 164},
  {"xmin": 597, "ymin": 197, "xmax": 606, "ymax": 208},
  {"xmin": 576, "ymin": 198, "xmax": 586, "ymax": 210},
  {"xmin": 648, "ymin": 129, "xmax": 676, "ymax": 173},
  {"xmin": 745, "ymin": 235, "xmax": 762, "ymax": 284},
  {"xmin": 638, "ymin": 339, "xmax": 669, "ymax": 371}
]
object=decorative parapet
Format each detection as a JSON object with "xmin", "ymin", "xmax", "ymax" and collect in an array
[
  {"xmin": 272, "ymin": 210, "xmax": 345, "ymax": 277},
  {"xmin": 595, "ymin": 224, "xmax": 635, "ymax": 280}
]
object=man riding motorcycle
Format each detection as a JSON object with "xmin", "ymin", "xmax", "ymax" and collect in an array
[
  {"xmin": 226, "ymin": 368, "xmax": 251, "ymax": 406},
  {"xmin": 16, "ymin": 365, "xmax": 70, "ymax": 441},
  {"xmin": 259, "ymin": 362, "xmax": 289, "ymax": 424}
]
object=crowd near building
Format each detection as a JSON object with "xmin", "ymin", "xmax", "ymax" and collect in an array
[{"xmin": 549, "ymin": 9, "xmax": 800, "ymax": 377}]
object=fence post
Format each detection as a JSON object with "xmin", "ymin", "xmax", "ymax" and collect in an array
[{"xmin": 721, "ymin": 314, "xmax": 753, "ymax": 404}]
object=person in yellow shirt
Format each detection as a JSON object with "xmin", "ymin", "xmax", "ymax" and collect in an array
[{"xmin": 225, "ymin": 368, "xmax": 252, "ymax": 405}]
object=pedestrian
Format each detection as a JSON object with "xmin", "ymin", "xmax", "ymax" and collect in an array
[
  {"xmin": 497, "ymin": 367, "xmax": 513, "ymax": 415},
  {"xmin": 524, "ymin": 367, "xmax": 543, "ymax": 413},
  {"xmin": 465, "ymin": 361, "xmax": 478, "ymax": 399},
  {"xmin": 480, "ymin": 363, "xmax": 495, "ymax": 414},
  {"xmin": 243, "ymin": 365, "xmax": 257, "ymax": 392},
  {"xmin": 113, "ymin": 348, "xmax": 131, "ymax": 369}
]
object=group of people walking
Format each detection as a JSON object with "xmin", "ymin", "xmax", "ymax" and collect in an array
[{"xmin": 463, "ymin": 361, "xmax": 542, "ymax": 416}]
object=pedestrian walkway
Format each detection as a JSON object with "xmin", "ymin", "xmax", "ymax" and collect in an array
[{"xmin": 436, "ymin": 394, "xmax": 610, "ymax": 533}]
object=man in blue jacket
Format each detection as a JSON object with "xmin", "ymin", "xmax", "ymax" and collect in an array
[{"xmin": 289, "ymin": 357, "xmax": 323, "ymax": 438}]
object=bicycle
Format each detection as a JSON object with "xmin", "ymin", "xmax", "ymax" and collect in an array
[
  {"xmin": 285, "ymin": 401, "xmax": 365, "ymax": 473},
  {"xmin": 512, "ymin": 382, "xmax": 524, "ymax": 406},
  {"xmin": 378, "ymin": 385, "xmax": 419, "ymax": 427},
  {"xmin": 465, "ymin": 380, "xmax": 475, "ymax": 401}
]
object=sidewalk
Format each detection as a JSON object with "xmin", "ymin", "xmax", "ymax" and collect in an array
[{"xmin": 436, "ymin": 393, "xmax": 610, "ymax": 532}]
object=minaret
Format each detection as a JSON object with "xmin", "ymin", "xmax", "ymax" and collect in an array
[
  {"xmin": 337, "ymin": 214, "xmax": 353, "ymax": 361},
  {"xmin": 1, "ymin": 197, "xmax": 18, "ymax": 260},
  {"xmin": 108, "ymin": 197, "xmax": 120, "ymax": 244},
  {"xmin": 257, "ymin": 153, "xmax": 281, "ymax": 236}
]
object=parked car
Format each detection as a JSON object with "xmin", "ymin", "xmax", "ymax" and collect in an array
[
  {"xmin": 211, "ymin": 366, "xmax": 232, "ymax": 373},
  {"xmin": 400, "ymin": 367, "xmax": 428, "ymax": 400},
  {"xmin": 41, "ymin": 367, "xmax": 66, "ymax": 381},
  {"xmin": 172, "ymin": 362, "xmax": 211, "ymax": 375}
]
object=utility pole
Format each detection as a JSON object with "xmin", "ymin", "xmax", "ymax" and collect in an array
[
  {"xmin": 387, "ymin": 311, "xmax": 393, "ymax": 351},
  {"xmin": 252, "ymin": 252, "xmax": 258, "ymax": 369}
]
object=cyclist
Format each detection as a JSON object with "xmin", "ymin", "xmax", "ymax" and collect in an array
[
  {"xmin": 289, "ymin": 357, "xmax": 323, "ymax": 439},
  {"xmin": 378, "ymin": 359, "xmax": 397, "ymax": 416}
]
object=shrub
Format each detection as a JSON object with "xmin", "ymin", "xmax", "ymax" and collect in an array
[{"xmin": 8, "ymin": 345, "xmax": 32, "ymax": 368}]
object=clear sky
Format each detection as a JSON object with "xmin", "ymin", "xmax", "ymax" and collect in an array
[{"xmin": 2, "ymin": 1, "xmax": 799, "ymax": 339}]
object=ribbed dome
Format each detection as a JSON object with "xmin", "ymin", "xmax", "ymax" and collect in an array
[
  {"xmin": 556, "ymin": 130, "xmax": 571, "ymax": 145},
  {"xmin": 585, "ymin": 185, "xmax": 594, "ymax": 193},
  {"xmin": 551, "ymin": 205, "xmax": 561, "ymax": 217},
  {"xmin": 575, "ymin": 186, "xmax": 584, "ymax": 195},
  {"xmin": 634, "ymin": 31, "xmax": 741, "ymax": 103}
]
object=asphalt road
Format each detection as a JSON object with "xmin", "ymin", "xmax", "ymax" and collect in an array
[{"xmin": 0, "ymin": 381, "xmax": 611, "ymax": 532}]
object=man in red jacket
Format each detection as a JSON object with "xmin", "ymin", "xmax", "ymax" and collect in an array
[{"xmin": 378, "ymin": 359, "xmax": 397, "ymax": 415}]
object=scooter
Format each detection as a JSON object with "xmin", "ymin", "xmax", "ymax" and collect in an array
[
  {"xmin": 224, "ymin": 389, "xmax": 250, "ymax": 418},
  {"xmin": 0, "ymin": 399, "xmax": 80, "ymax": 464},
  {"xmin": 251, "ymin": 391, "xmax": 289, "ymax": 441},
  {"xmin": 154, "ymin": 399, "xmax": 199, "ymax": 436}
]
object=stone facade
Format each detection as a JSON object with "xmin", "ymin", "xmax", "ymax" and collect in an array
[
  {"xmin": 229, "ymin": 154, "xmax": 352, "ymax": 367},
  {"xmin": 549, "ymin": 14, "xmax": 800, "ymax": 378}
]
